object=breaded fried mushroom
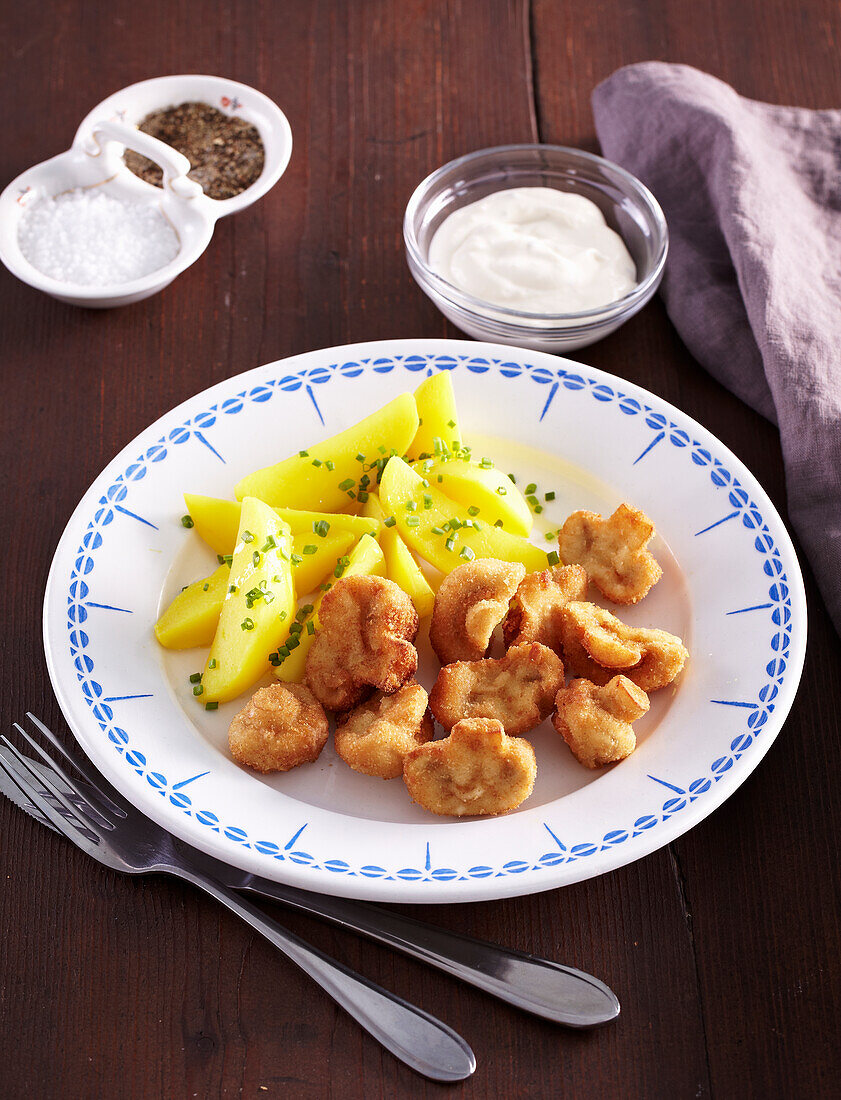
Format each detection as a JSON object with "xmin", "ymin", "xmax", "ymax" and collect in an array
[
  {"xmin": 553, "ymin": 675, "xmax": 649, "ymax": 768},
  {"xmin": 306, "ymin": 575, "xmax": 419, "ymax": 712},
  {"xmin": 502, "ymin": 563, "xmax": 588, "ymax": 652},
  {"xmin": 429, "ymin": 558, "xmax": 526, "ymax": 665},
  {"xmin": 560, "ymin": 601, "xmax": 688, "ymax": 692},
  {"xmin": 229, "ymin": 683, "xmax": 328, "ymax": 773},
  {"xmin": 403, "ymin": 718, "xmax": 537, "ymax": 816},
  {"xmin": 430, "ymin": 642, "xmax": 564, "ymax": 735},
  {"xmin": 558, "ymin": 503, "xmax": 662, "ymax": 604},
  {"xmin": 335, "ymin": 681, "xmax": 434, "ymax": 779}
]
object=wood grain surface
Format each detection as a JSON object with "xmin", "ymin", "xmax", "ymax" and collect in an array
[{"xmin": 1, "ymin": 2, "xmax": 839, "ymax": 1097}]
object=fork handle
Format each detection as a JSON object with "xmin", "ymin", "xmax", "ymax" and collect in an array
[
  {"xmin": 168, "ymin": 865, "xmax": 475, "ymax": 1082},
  {"xmin": 240, "ymin": 875, "xmax": 620, "ymax": 1027}
]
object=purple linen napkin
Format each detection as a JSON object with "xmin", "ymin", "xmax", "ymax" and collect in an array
[{"xmin": 592, "ymin": 62, "xmax": 841, "ymax": 636}]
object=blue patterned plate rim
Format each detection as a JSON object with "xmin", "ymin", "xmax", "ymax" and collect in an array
[{"xmin": 42, "ymin": 339, "xmax": 807, "ymax": 903}]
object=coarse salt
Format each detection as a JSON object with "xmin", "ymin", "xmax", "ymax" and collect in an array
[{"xmin": 18, "ymin": 188, "xmax": 180, "ymax": 286}]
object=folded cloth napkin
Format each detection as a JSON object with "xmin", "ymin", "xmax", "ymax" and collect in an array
[{"xmin": 592, "ymin": 62, "xmax": 841, "ymax": 636}]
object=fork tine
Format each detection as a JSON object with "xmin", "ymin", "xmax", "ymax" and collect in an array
[
  {"xmin": 0, "ymin": 747, "xmax": 61, "ymax": 832},
  {"xmin": 0, "ymin": 751, "xmax": 105, "ymax": 856},
  {"xmin": 12, "ymin": 723, "xmax": 115, "ymax": 830},
  {"xmin": 0, "ymin": 737, "xmax": 107, "ymax": 841},
  {"xmin": 25, "ymin": 712, "xmax": 128, "ymax": 817}
]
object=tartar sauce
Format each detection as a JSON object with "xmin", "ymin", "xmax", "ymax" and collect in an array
[{"xmin": 428, "ymin": 187, "xmax": 637, "ymax": 314}]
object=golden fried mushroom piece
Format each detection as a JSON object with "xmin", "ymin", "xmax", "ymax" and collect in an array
[
  {"xmin": 553, "ymin": 676, "xmax": 649, "ymax": 768},
  {"xmin": 429, "ymin": 642, "xmax": 564, "ymax": 735},
  {"xmin": 429, "ymin": 558, "xmax": 526, "ymax": 665},
  {"xmin": 558, "ymin": 503, "xmax": 663, "ymax": 604},
  {"xmin": 403, "ymin": 718, "xmax": 537, "ymax": 817},
  {"xmin": 306, "ymin": 575, "xmax": 419, "ymax": 712},
  {"xmin": 560, "ymin": 601, "xmax": 688, "ymax": 692},
  {"xmin": 502, "ymin": 563, "xmax": 588, "ymax": 652},
  {"xmin": 334, "ymin": 681, "xmax": 434, "ymax": 779},
  {"xmin": 229, "ymin": 683, "xmax": 329, "ymax": 773}
]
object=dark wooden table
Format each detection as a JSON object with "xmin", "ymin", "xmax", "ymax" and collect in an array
[{"xmin": 2, "ymin": 2, "xmax": 839, "ymax": 1097}]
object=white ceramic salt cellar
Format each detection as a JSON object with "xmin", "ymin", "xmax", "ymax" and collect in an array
[{"xmin": 0, "ymin": 75, "xmax": 292, "ymax": 307}]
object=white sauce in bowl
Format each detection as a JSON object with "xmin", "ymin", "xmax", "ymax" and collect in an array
[{"xmin": 428, "ymin": 187, "xmax": 637, "ymax": 314}]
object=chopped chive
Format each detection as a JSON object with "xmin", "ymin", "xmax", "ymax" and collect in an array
[
  {"xmin": 319, "ymin": 583, "xmax": 331, "ymax": 591},
  {"xmin": 384, "ymin": 516, "xmax": 397, "ymax": 528},
  {"xmin": 298, "ymin": 450, "xmax": 309, "ymax": 457},
  {"xmin": 192, "ymin": 684, "xmax": 204, "ymax": 697},
  {"xmin": 268, "ymin": 653, "xmax": 280, "ymax": 666},
  {"xmin": 447, "ymin": 419, "xmax": 456, "ymax": 428},
  {"xmin": 378, "ymin": 444, "xmax": 387, "ymax": 454},
  {"xmin": 467, "ymin": 506, "xmax": 480, "ymax": 516},
  {"xmin": 228, "ymin": 584, "xmax": 238, "ymax": 594},
  {"xmin": 311, "ymin": 458, "xmax": 322, "ymax": 467},
  {"xmin": 479, "ymin": 458, "xmax": 493, "ymax": 469},
  {"xmin": 287, "ymin": 635, "xmax": 300, "ymax": 650},
  {"xmin": 289, "ymin": 622, "xmax": 303, "ymax": 635},
  {"xmin": 261, "ymin": 535, "xmax": 277, "ymax": 552},
  {"xmin": 445, "ymin": 536, "xmax": 456, "ymax": 552},
  {"xmin": 307, "ymin": 619, "xmax": 315, "ymax": 635},
  {"xmin": 547, "ymin": 550, "xmax": 560, "ymax": 566},
  {"xmin": 423, "ymin": 495, "xmax": 433, "ymax": 509},
  {"xmin": 189, "ymin": 672, "xmax": 202, "ymax": 684},
  {"xmin": 280, "ymin": 610, "xmax": 287, "ymax": 620},
  {"xmin": 241, "ymin": 530, "xmax": 254, "ymax": 543},
  {"xmin": 534, "ymin": 504, "xmax": 543, "ymax": 514},
  {"xmin": 202, "ymin": 582, "xmax": 209, "ymax": 591},
  {"xmin": 325, "ymin": 460, "xmax": 335, "ymax": 471},
  {"xmin": 277, "ymin": 645, "xmax": 289, "ymax": 658},
  {"xmin": 431, "ymin": 525, "xmax": 445, "ymax": 535},
  {"xmin": 496, "ymin": 486, "xmax": 507, "ymax": 496},
  {"xmin": 405, "ymin": 500, "xmax": 417, "ymax": 511},
  {"xmin": 460, "ymin": 546, "xmax": 476, "ymax": 561},
  {"xmin": 405, "ymin": 516, "xmax": 420, "ymax": 527},
  {"xmin": 291, "ymin": 553, "xmax": 303, "ymax": 565},
  {"xmin": 494, "ymin": 519, "xmax": 504, "ymax": 528},
  {"xmin": 205, "ymin": 701, "xmax": 218, "ymax": 711},
  {"xmin": 357, "ymin": 490, "xmax": 369, "ymax": 503},
  {"xmin": 181, "ymin": 514, "xmax": 194, "ymax": 528},
  {"xmin": 437, "ymin": 474, "xmax": 443, "ymax": 482},
  {"xmin": 241, "ymin": 617, "xmax": 255, "ymax": 631},
  {"xmin": 301, "ymin": 603, "xmax": 314, "ymax": 615},
  {"xmin": 217, "ymin": 554, "xmax": 226, "ymax": 564},
  {"xmin": 338, "ymin": 478, "xmax": 355, "ymax": 491},
  {"xmin": 508, "ymin": 473, "xmax": 516, "ymax": 483},
  {"xmin": 208, "ymin": 658, "xmax": 217, "ymax": 669},
  {"xmin": 252, "ymin": 550, "xmax": 261, "ymax": 567},
  {"xmin": 355, "ymin": 453, "xmax": 366, "ymax": 462},
  {"xmin": 526, "ymin": 494, "xmax": 539, "ymax": 507},
  {"xmin": 312, "ymin": 520, "xmax": 330, "ymax": 538},
  {"xmin": 525, "ymin": 483, "xmax": 537, "ymax": 495},
  {"xmin": 302, "ymin": 544, "xmax": 318, "ymax": 555},
  {"xmin": 545, "ymin": 530, "xmax": 557, "ymax": 541},
  {"xmin": 545, "ymin": 491, "xmax": 556, "ymax": 501}
]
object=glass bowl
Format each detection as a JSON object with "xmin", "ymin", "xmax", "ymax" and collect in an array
[{"xmin": 403, "ymin": 144, "xmax": 668, "ymax": 352}]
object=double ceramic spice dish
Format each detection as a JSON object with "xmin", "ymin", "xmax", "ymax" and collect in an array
[{"xmin": 0, "ymin": 75, "xmax": 292, "ymax": 308}]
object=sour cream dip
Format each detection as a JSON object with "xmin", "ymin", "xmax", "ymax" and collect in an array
[{"xmin": 428, "ymin": 187, "xmax": 637, "ymax": 314}]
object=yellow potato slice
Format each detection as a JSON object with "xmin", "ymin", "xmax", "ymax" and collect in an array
[
  {"xmin": 409, "ymin": 372, "xmax": 461, "ymax": 458},
  {"xmin": 379, "ymin": 457, "xmax": 548, "ymax": 574},
  {"xmin": 410, "ymin": 457, "xmax": 532, "ymax": 537},
  {"xmin": 274, "ymin": 535, "xmax": 386, "ymax": 684},
  {"xmin": 183, "ymin": 493, "xmax": 378, "ymax": 556},
  {"xmin": 202, "ymin": 498, "xmax": 296, "ymax": 703},
  {"xmin": 234, "ymin": 393, "xmax": 419, "ymax": 509},
  {"xmin": 362, "ymin": 494, "xmax": 435, "ymax": 618},
  {"xmin": 154, "ymin": 564, "xmax": 229, "ymax": 649}
]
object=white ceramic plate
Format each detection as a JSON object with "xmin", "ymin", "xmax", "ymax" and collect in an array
[{"xmin": 43, "ymin": 339, "xmax": 806, "ymax": 902}]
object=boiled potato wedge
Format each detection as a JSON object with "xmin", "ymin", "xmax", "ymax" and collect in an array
[
  {"xmin": 362, "ymin": 494, "xmax": 435, "ymax": 618},
  {"xmin": 183, "ymin": 493, "xmax": 378, "ymax": 557},
  {"xmin": 379, "ymin": 457, "xmax": 548, "ymax": 574},
  {"xmin": 411, "ymin": 456, "xmax": 532, "ymax": 537},
  {"xmin": 274, "ymin": 535, "xmax": 386, "ymax": 684},
  {"xmin": 154, "ymin": 564, "xmax": 229, "ymax": 649},
  {"xmin": 234, "ymin": 393, "xmax": 419, "ymax": 510},
  {"xmin": 202, "ymin": 498, "xmax": 296, "ymax": 703},
  {"xmin": 409, "ymin": 372, "xmax": 462, "ymax": 458}
]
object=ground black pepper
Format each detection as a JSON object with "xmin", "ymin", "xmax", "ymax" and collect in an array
[{"xmin": 125, "ymin": 101, "xmax": 265, "ymax": 201}]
